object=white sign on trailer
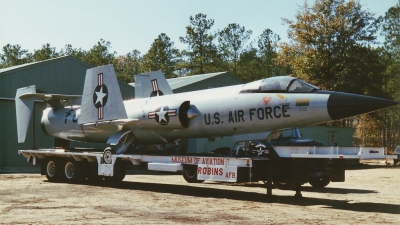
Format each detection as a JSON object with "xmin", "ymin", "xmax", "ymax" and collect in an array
[{"xmin": 197, "ymin": 165, "xmax": 238, "ymax": 182}]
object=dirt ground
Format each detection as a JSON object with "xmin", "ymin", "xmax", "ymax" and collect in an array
[{"xmin": 0, "ymin": 164, "xmax": 399, "ymax": 225}]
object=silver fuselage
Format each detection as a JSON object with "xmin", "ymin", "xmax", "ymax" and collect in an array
[{"xmin": 41, "ymin": 84, "xmax": 331, "ymax": 144}]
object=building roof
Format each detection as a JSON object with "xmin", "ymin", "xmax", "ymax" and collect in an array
[
  {"xmin": 0, "ymin": 55, "xmax": 134, "ymax": 100},
  {"xmin": 0, "ymin": 56, "xmax": 90, "ymax": 75},
  {"xmin": 0, "ymin": 62, "xmax": 36, "ymax": 74}
]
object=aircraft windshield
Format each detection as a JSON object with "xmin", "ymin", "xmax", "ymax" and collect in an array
[{"xmin": 240, "ymin": 76, "xmax": 319, "ymax": 93}]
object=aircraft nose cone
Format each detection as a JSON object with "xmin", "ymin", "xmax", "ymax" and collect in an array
[{"xmin": 326, "ymin": 92, "xmax": 399, "ymax": 120}]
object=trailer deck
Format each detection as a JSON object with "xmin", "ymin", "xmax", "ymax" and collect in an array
[{"xmin": 18, "ymin": 146, "xmax": 396, "ymax": 198}]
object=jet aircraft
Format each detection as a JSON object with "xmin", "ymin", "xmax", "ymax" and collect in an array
[{"xmin": 15, "ymin": 65, "xmax": 398, "ymax": 163}]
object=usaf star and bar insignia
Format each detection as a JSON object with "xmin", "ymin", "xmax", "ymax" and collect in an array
[
  {"xmin": 148, "ymin": 106, "xmax": 177, "ymax": 125},
  {"xmin": 93, "ymin": 73, "xmax": 109, "ymax": 120}
]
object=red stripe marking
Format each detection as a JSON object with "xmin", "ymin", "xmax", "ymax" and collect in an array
[
  {"xmin": 152, "ymin": 79, "xmax": 158, "ymax": 91},
  {"xmin": 80, "ymin": 125, "xmax": 92, "ymax": 142},
  {"xmin": 98, "ymin": 107, "xmax": 103, "ymax": 119},
  {"xmin": 98, "ymin": 73, "xmax": 103, "ymax": 86},
  {"xmin": 168, "ymin": 110, "xmax": 177, "ymax": 116}
]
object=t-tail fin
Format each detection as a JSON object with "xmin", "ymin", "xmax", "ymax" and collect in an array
[
  {"xmin": 134, "ymin": 70, "xmax": 173, "ymax": 99},
  {"xmin": 15, "ymin": 85, "xmax": 81, "ymax": 143},
  {"xmin": 79, "ymin": 65, "xmax": 127, "ymax": 124}
]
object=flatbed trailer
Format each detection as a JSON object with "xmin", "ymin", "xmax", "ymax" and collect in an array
[{"xmin": 18, "ymin": 146, "xmax": 396, "ymax": 198}]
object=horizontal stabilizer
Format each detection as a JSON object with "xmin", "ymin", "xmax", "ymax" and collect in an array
[
  {"xmin": 19, "ymin": 93, "xmax": 81, "ymax": 110},
  {"xmin": 134, "ymin": 70, "xmax": 173, "ymax": 99}
]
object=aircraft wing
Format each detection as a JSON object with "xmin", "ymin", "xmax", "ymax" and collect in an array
[
  {"xmin": 82, "ymin": 118, "xmax": 139, "ymax": 129},
  {"xmin": 19, "ymin": 92, "xmax": 82, "ymax": 110}
]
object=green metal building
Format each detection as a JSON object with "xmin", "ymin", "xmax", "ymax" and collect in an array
[
  {"xmin": 298, "ymin": 126, "xmax": 355, "ymax": 147},
  {"xmin": 0, "ymin": 56, "xmax": 134, "ymax": 167}
]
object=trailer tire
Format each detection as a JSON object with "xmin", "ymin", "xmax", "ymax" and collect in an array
[
  {"xmin": 62, "ymin": 158, "xmax": 84, "ymax": 183},
  {"xmin": 182, "ymin": 165, "xmax": 204, "ymax": 183},
  {"xmin": 394, "ymin": 159, "xmax": 399, "ymax": 165},
  {"xmin": 45, "ymin": 158, "xmax": 61, "ymax": 182},
  {"xmin": 105, "ymin": 161, "xmax": 126, "ymax": 183},
  {"xmin": 86, "ymin": 162, "xmax": 102, "ymax": 183},
  {"xmin": 309, "ymin": 176, "xmax": 331, "ymax": 188}
]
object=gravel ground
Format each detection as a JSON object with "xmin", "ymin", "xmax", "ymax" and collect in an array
[{"xmin": 0, "ymin": 165, "xmax": 399, "ymax": 224}]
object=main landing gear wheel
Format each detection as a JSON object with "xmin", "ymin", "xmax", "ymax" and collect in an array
[
  {"xmin": 309, "ymin": 176, "xmax": 331, "ymax": 188},
  {"xmin": 182, "ymin": 165, "xmax": 204, "ymax": 183},
  {"xmin": 45, "ymin": 158, "xmax": 61, "ymax": 182},
  {"xmin": 62, "ymin": 158, "xmax": 84, "ymax": 183},
  {"xmin": 103, "ymin": 147, "xmax": 115, "ymax": 164}
]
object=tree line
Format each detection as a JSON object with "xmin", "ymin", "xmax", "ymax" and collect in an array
[
  {"xmin": 1, "ymin": 0, "xmax": 399, "ymax": 149},
  {"xmin": 0, "ymin": 14, "xmax": 287, "ymax": 83}
]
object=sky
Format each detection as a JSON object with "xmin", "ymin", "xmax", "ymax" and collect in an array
[{"xmin": 0, "ymin": 0, "xmax": 398, "ymax": 56}]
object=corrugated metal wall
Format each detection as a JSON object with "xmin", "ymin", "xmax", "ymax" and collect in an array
[
  {"xmin": 0, "ymin": 56, "xmax": 135, "ymax": 167},
  {"xmin": 0, "ymin": 100, "xmax": 52, "ymax": 167},
  {"xmin": 298, "ymin": 126, "xmax": 355, "ymax": 146},
  {"xmin": 118, "ymin": 80, "xmax": 135, "ymax": 100}
]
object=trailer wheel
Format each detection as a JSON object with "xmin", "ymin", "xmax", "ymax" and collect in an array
[
  {"xmin": 86, "ymin": 162, "xmax": 102, "ymax": 183},
  {"xmin": 62, "ymin": 158, "xmax": 84, "ymax": 183},
  {"xmin": 105, "ymin": 160, "xmax": 126, "ymax": 183},
  {"xmin": 182, "ymin": 165, "xmax": 204, "ymax": 183},
  {"xmin": 45, "ymin": 158, "xmax": 61, "ymax": 182},
  {"xmin": 309, "ymin": 176, "xmax": 331, "ymax": 188},
  {"xmin": 394, "ymin": 159, "xmax": 399, "ymax": 165},
  {"xmin": 103, "ymin": 147, "xmax": 115, "ymax": 164}
]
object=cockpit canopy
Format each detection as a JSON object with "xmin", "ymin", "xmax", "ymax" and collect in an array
[{"xmin": 240, "ymin": 76, "xmax": 319, "ymax": 93}]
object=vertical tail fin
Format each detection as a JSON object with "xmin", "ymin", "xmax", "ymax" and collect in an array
[
  {"xmin": 15, "ymin": 85, "xmax": 36, "ymax": 143},
  {"xmin": 134, "ymin": 70, "xmax": 173, "ymax": 99},
  {"xmin": 79, "ymin": 65, "xmax": 127, "ymax": 124}
]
